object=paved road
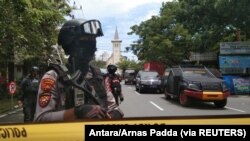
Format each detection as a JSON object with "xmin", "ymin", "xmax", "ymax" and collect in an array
[
  {"xmin": 0, "ymin": 108, "xmax": 23, "ymax": 124},
  {"xmin": 0, "ymin": 82, "xmax": 250, "ymax": 124}
]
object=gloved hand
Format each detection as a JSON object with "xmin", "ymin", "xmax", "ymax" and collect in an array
[
  {"xmin": 74, "ymin": 105, "xmax": 106, "ymax": 119},
  {"xmin": 108, "ymin": 109, "xmax": 124, "ymax": 119},
  {"xmin": 120, "ymin": 96, "xmax": 124, "ymax": 102}
]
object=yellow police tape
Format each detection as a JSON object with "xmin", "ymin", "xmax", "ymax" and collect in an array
[{"xmin": 0, "ymin": 116, "xmax": 250, "ymax": 141}]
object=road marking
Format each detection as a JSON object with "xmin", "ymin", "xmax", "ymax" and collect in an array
[
  {"xmin": 225, "ymin": 106, "xmax": 246, "ymax": 113},
  {"xmin": 0, "ymin": 114, "xmax": 7, "ymax": 118},
  {"xmin": 150, "ymin": 101, "xmax": 164, "ymax": 111},
  {"xmin": 135, "ymin": 92, "xmax": 141, "ymax": 95}
]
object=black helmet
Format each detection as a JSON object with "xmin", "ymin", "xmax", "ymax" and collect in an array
[
  {"xmin": 31, "ymin": 66, "xmax": 39, "ymax": 73},
  {"xmin": 58, "ymin": 19, "xmax": 104, "ymax": 55},
  {"xmin": 107, "ymin": 64, "xmax": 117, "ymax": 74}
]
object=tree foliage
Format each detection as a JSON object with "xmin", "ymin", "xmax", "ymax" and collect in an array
[
  {"xmin": 117, "ymin": 59, "xmax": 143, "ymax": 73},
  {"xmin": 0, "ymin": 0, "xmax": 71, "ymax": 65},
  {"xmin": 91, "ymin": 60, "xmax": 106, "ymax": 68},
  {"xmin": 128, "ymin": 0, "xmax": 250, "ymax": 66}
]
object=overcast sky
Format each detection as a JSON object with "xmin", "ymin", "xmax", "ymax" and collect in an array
[{"xmin": 68, "ymin": 0, "xmax": 170, "ymax": 61}]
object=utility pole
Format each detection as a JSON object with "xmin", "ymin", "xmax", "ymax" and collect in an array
[{"xmin": 69, "ymin": 1, "xmax": 84, "ymax": 19}]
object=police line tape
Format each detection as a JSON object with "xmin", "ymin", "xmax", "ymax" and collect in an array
[{"xmin": 0, "ymin": 116, "xmax": 250, "ymax": 141}]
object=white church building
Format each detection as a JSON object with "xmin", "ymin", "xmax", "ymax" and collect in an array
[{"xmin": 106, "ymin": 27, "xmax": 122, "ymax": 66}]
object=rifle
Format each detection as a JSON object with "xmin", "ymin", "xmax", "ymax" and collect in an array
[
  {"xmin": 70, "ymin": 69, "xmax": 112, "ymax": 118},
  {"xmin": 48, "ymin": 63, "xmax": 101, "ymax": 106},
  {"xmin": 70, "ymin": 69, "xmax": 101, "ymax": 106}
]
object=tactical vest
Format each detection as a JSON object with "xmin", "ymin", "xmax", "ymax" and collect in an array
[
  {"xmin": 47, "ymin": 63, "xmax": 108, "ymax": 109},
  {"xmin": 23, "ymin": 76, "xmax": 40, "ymax": 94}
]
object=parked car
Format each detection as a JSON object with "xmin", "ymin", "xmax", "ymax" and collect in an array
[
  {"xmin": 135, "ymin": 70, "xmax": 162, "ymax": 93},
  {"xmin": 123, "ymin": 69, "xmax": 137, "ymax": 85},
  {"xmin": 164, "ymin": 65, "xmax": 230, "ymax": 108},
  {"xmin": 208, "ymin": 68, "xmax": 223, "ymax": 79}
]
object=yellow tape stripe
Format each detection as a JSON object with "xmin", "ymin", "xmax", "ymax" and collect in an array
[{"xmin": 0, "ymin": 118, "xmax": 250, "ymax": 141}]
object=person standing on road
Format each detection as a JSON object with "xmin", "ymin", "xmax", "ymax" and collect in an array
[
  {"xmin": 34, "ymin": 19, "xmax": 123, "ymax": 122},
  {"xmin": 18, "ymin": 66, "xmax": 40, "ymax": 122},
  {"xmin": 105, "ymin": 64, "xmax": 124, "ymax": 105}
]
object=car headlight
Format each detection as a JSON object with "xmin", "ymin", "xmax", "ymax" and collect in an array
[
  {"xmin": 188, "ymin": 82, "xmax": 201, "ymax": 91},
  {"xmin": 221, "ymin": 82, "xmax": 228, "ymax": 91}
]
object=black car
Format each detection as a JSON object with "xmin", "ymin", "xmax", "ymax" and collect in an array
[
  {"xmin": 135, "ymin": 70, "xmax": 162, "ymax": 93},
  {"xmin": 123, "ymin": 69, "xmax": 136, "ymax": 85},
  {"xmin": 164, "ymin": 66, "xmax": 230, "ymax": 108}
]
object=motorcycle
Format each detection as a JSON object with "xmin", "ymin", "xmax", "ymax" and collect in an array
[
  {"xmin": 111, "ymin": 79, "xmax": 123, "ymax": 105},
  {"xmin": 113, "ymin": 87, "xmax": 121, "ymax": 105}
]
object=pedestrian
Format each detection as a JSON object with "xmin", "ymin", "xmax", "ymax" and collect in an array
[
  {"xmin": 34, "ymin": 19, "xmax": 124, "ymax": 122},
  {"xmin": 18, "ymin": 66, "xmax": 40, "ymax": 122},
  {"xmin": 105, "ymin": 64, "xmax": 124, "ymax": 105}
]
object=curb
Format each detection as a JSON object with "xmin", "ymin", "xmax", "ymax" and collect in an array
[{"xmin": 0, "ymin": 108, "xmax": 23, "ymax": 118}]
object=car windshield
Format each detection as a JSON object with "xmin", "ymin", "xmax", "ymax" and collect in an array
[
  {"xmin": 124, "ymin": 73, "xmax": 135, "ymax": 77},
  {"xmin": 182, "ymin": 69, "xmax": 214, "ymax": 77},
  {"xmin": 141, "ymin": 71, "xmax": 159, "ymax": 79}
]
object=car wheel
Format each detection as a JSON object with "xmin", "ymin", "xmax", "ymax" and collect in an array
[
  {"xmin": 156, "ymin": 89, "xmax": 161, "ymax": 93},
  {"xmin": 135, "ymin": 85, "xmax": 138, "ymax": 91},
  {"xmin": 179, "ymin": 91, "xmax": 189, "ymax": 106},
  {"xmin": 164, "ymin": 88, "xmax": 171, "ymax": 100},
  {"xmin": 214, "ymin": 99, "xmax": 227, "ymax": 108},
  {"xmin": 138, "ymin": 85, "xmax": 143, "ymax": 93}
]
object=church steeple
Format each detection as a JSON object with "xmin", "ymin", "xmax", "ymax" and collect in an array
[
  {"xmin": 110, "ymin": 26, "xmax": 122, "ymax": 66},
  {"xmin": 114, "ymin": 26, "xmax": 119, "ymax": 40}
]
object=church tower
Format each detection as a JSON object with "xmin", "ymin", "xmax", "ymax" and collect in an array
[{"xmin": 111, "ymin": 27, "xmax": 122, "ymax": 65}]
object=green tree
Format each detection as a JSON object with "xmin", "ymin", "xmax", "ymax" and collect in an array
[
  {"xmin": 91, "ymin": 60, "xmax": 106, "ymax": 68},
  {"xmin": 128, "ymin": 1, "xmax": 192, "ymax": 66},
  {"xmin": 117, "ymin": 59, "xmax": 131, "ymax": 73},
  {"xmin": 176, "ymin": 0, "xmax": 250, "ymax": 52},
  {"xmin": 0, "ymin": 0, "xmax": 71, "ymax": 80},
  {"xmin": 128, "ymin": 0, "xmax": 250, "ymax": 66},
  {"xmin": 117, "ymin": 59, "xmax": 143, "ymax": 74}
]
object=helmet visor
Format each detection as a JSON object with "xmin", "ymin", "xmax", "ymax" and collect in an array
[{"xmin": 81, "ymin": 20, "xmax": 103, "ymax": 36}]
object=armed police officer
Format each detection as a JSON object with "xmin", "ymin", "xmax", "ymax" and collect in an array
[
  {"xmin": 18, "ymin": 66, "xmax": 40, "ymax": 122},
  {"xmin": 34, "ymin": 19, "xmax": 124, "ymax": 122},
  {"xmin": 105, "ymin": 64, "xmax": 124, "ymax": 105}
]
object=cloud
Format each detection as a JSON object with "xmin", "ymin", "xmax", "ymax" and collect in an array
[{"xmin": 69, "ymin": 0, "xmax": 169, "ymax": 60}]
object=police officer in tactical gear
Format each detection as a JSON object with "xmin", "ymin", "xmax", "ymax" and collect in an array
[
  {"xmin": 105, "ymin": 64, "xmax": 124, "ymax": 105},
  {"xmin": 34, "ymin": 19, "xmax": 123, "ymax": 122},
  {"xmin": 18, "ymin": 66, "xmax": 40, "ymax": 122}
]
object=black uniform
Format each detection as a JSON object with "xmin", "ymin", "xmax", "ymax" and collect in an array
[{"xmin": 18, "ymin": 74, "xmax": 40, "ymax": 122}]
